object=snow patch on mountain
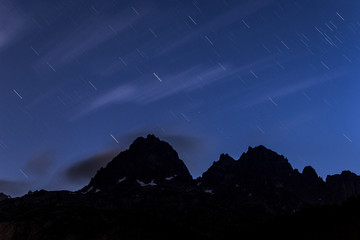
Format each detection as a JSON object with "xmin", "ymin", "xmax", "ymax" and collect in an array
[
  {"xmin": 118, "ymin": 177, "xmax": 127, "ymax": 183},
  {"xmin": 165, "ymin": 175, "xmax": 176, "ymax": 180},
  {"xmin": 137, "ymin": 179, "xmax": 157, "ymax": 187}
]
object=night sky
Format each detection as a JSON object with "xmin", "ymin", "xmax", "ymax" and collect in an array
[{"xmin": 1, "ymin": 0, "xmax": 359, "ymax": 196}]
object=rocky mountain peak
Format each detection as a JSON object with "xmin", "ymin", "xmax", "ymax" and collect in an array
[
  {"xmin": 81, "ymin": 134, "xmax": 193, "ymax": 193},
  {"xmin": 302, "ymin": 166, "xmax": 319, "ymax": 181},
  {"xmin": 217, "ymin": 153, "xmax": 236, "ymax": 165},
  {"xmin": 238, "ymin": 145, "xmax": 293, "ymax": 178}
]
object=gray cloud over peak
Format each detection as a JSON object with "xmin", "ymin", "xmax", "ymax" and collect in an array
[
  {"xmin": 63, "ymin": 149, "xmax": 119, "ymax": 185},
  {"xmin": 24, "ymin": 150, "xmax": 56, "ymax": 176},
  {"xmin": 0, "ymin": 179, "xmax": 28, "ymax": 197}
]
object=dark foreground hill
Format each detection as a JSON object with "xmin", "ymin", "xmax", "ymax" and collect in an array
[{"xmin": 0, "ymin": 135, "xmax": 360, "ymax": 239}]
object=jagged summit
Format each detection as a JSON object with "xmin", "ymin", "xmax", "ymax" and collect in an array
[
  {"xmin": 326, "ymin": 170, "xmax": 360, "ymax": 202},
  {"xmin": 81, "ymin": 134, "xmax": 193, "ymax": 193},
  {"xmin": 302, "ymin": 166, "xmax": 319, "ymax": 181},
  {"xmin": 240, "ymin": 145, "xmax": 292, "ymax": 168},
  {"xmin": 236, "ymin": 146, "xmax": 294, "ymax": 187},
  {"xmin": 1, "ymin": 136, "xmax": 360, "ymax": 239},
  {"xmin": 128, "ymin": 134, "xmax": 162, "ymax": 151},
  {"xmin": 216, "ymin": 153, "xmax": 236, "ymax": 165},
  {"xmin": 78, "ymin": 136, "xmax": 360, "ymax": 211},
  {"xmin": 200, "ymin": 145, "xmax": 327, "ymax": 211},
  {"xmin": 201, "ymin": 145, "xmax": 293, "ymax": 183}
]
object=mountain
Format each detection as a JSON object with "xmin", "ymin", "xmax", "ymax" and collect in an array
[
  {"xmin": 326, "ymin": 170, "xmax": 360, "ymax": 203},
  {"xmin": 0, "ymin": 193, "xmax": 8, "ymax": 201},
  {"xmin": 81, "ymin": 134, "xmax": 193, "ymax": 193},
  {"xmin": 198, "ymin": 145, "xmax": 360, "ymax": 213},
  {"xmin": 0, "ymin": 135, "xmax": 360, "ymax": 239},
  {"xmin": 199, "ymin": 146, "xmax": 316, "ymax": 213}
]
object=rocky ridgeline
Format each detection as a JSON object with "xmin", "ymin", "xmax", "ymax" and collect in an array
[
  {"xmin": 79, "ymin": 135, "xmax": 360, "ymax": 213},
  {"xmin": 0, "ymin": 134, "xmax": 360, "ymax": 239}
]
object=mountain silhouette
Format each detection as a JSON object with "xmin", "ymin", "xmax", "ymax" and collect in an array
[
  {"xmin": 0, "ymin": 193, "xmax": 8, "ymax": 201},
  {"xmin": 0, "ymin": 134, "xmax": 359, "ymax": 239},
  {"xmin": 81, "ymin": 135, "xmax": 193, "ymax": 193}
]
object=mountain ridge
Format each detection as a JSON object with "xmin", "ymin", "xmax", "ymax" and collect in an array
[
  {"xmin": 1, "ymin": 134, "xmax": 359, "ymax": 207},
  {"xmin": 80, "ymin": 134, "xmax": 193, "ymax": 194},
  {"xmin": 75, "ymin": 134, "xmax": 360, "ymax": 212},
  {"xmin": 0, "ymin": 134, "xmax": 360, "ymax": 239}
]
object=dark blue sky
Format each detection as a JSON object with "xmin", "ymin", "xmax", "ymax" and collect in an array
[{"xmin": 0, "ymin": 0, "xmax": 359, "ymax": 196}]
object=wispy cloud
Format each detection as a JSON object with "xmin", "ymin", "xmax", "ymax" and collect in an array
[
  {"xmin": 118, "ymin": 129, "xmax": 208, "ymax": 155},
  {"xmin": 79, "ymin": 52, "xmax": 347, "ymax": 119},
  {"xmin": 0, "ymin": 179, "xmax": 28, "ymax": 197},
  {"xmin": 71, "ymin": 0, "xmax": 274, "ymax": 78},
  {"xmin": 33, "ymin": 7, "xmax": 151, "ymax": 70},
  {"xmin": 156, "ymin": 0, "xmax": 274, "ymax": 57},
  {"xmin": 0, "ymin": 3, "xmax": 27, "ymax": 50},
  {"xmin": 238, "ymin": 68, "xmax": 350, "ymax": 108},
  {"xmin": 24, "ymin": 150, "xmax": 56, "ymax": 176},
  {"xmin": 89, "ymin": 85, "xmax": 136, "ymax": 111},
  {"xmin": 63, "ymin": 149, "xmax": 119, "ymax": 185},
  {"xmin": 73, "ymin": 54, "xmax": 281, "ymax": 119}
]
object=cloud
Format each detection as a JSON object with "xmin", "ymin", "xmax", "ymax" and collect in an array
[
  {"xmin": 34, "ymin": 6, "xmax": 152, "ymax": 70},
  {"xmin": 119, "ymin": 129, "xmax": 207, "ymax": 155},
  {"xmin": 74, "ymin": 54, "xmax": 278, "ymax": 119},
  {"xmin": 47, "ymin": 131, "xmax": 208, "ymax": 190},
  {"xmin": 63, "ymin": 149, "xmax": 119, "ymax": 184},
  {"xmin": 238, "ymin": 67, "xmax": 349, "ymax": 108},
  {"xmin": 161, "ymin": 134, "xmax": 207, "ymax": 154},
  {"xmin": 88, "ymin": 85, "xmax": 136, "ymax": 111},
  {"xmin": 24, "ymin": 150, "xmax": 56, "ymax": 176},
  {"xmin": 0, "ymin": 179, "xmax": 28, "ymax": 197},
  {"xmin": 155, "ymin": 0, "xmax": 274, "ymax": 57},
  {"xmin": 0, "ymin": 3, "xmax": 27, "ymax": 50}
]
